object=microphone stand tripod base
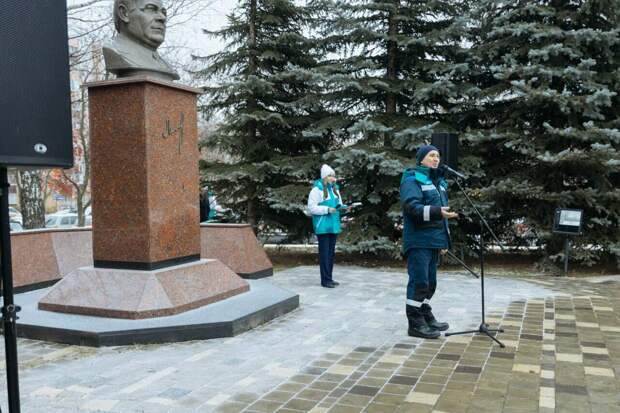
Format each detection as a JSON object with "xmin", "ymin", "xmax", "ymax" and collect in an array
[{"xmin": 445, "ymin": 324, "xmax": 505, "ymax": 348}]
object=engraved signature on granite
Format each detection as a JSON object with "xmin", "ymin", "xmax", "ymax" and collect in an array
[{"xmin": 162, "ymin": 113, "xmax": 185, "ymax": 154}]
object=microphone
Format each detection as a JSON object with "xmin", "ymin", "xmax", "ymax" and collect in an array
[{"xmin": 439, "ymin": 164, "xmax": 467, "ymax": 179}]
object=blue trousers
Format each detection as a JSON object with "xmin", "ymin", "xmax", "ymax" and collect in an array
[
  {"xmin": 406, "ymin": 248, "xmax": 439, "ymax": 305},
  {"xmin": 317, "ymin": 233, "xmax": 337, "ymax": 284}
]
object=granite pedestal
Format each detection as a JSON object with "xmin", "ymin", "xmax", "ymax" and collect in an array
[
  {"xmin": 8, "ymin": 228, "xmax": 91, "ymax": 292},
  {"xmin": 19, "ymin": 279, "xmax": 297, "ymax": 347},
  {"xmin": 38, "ymin": 77, "xmax": 250, "ymax": 319},
  {"xmin": 88, "ymin": 77, "xmax": 202, "ymax": 268},
  {"xmin": 200, "ymin": 223, "xmax": 273, "ymax": 279},
  {"xmin": 38, "ymin": 259, "xmax": 249, "ymax": 319}
]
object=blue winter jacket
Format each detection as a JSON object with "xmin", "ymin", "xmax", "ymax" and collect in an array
[
  {"xmin": 400, "ymin": 166, "xmax": 451, "ymax": 254},
  {"xmin": 311, "ymin": 180, "xmax": 343, "ymax": 235}
]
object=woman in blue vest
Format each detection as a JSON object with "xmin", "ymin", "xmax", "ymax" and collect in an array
[
  {"xmin": 307, "ymin": 164, "xmax": 348, "ymax": 288},
  {"xmin": 200, "ymin": 185, "xmax": 222, "ymax": 222},
  {"xmin": 400, "ymin": 145, "xmax": 459, "ymax": 338}
]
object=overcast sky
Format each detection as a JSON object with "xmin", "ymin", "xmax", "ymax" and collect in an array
[
  {"xmin": 169, "ymin": 0, "xmax": 237, "ymax": 57},
  {"xmin": 66, "ymin": 0, "xmax": 238, "ymax": 57}
]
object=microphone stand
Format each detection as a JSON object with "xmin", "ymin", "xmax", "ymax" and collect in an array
[
  {"xmin": 445, "ymin": 250, "xmax": 479, "ymax": 279},
  {"xmin": 444, "ymin": 176, "xmax": 506, "ymax": 348}
]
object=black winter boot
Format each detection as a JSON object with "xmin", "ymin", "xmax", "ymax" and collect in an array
[
  {"xmin": 420, "ymin": 304, "xmax": 449, "ymax": 331},
  {"xmin": 406, "ymin": 305, "xmax": 440, "ymax": 339}
]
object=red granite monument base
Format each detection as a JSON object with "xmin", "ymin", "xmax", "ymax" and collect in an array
[
  {"xmin": 200, "ymin": 224, "xmax": 273, "ymax": 279},
  {"xmin": 38, "ymin": 259, "xmax": 249, "ymax": 319},
  {"xmin": 37, "ymin": 78, "xmax": 252, "ymax": 319}
]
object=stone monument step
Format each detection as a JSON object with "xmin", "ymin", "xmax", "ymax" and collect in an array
[{"xmin": 12, "ymin": 279, "xmax": 298, "ymax": 347}]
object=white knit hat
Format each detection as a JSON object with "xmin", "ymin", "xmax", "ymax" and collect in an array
[{"xmin": 320, "ymin": 164, "xmax": 336, "ymax": 179}]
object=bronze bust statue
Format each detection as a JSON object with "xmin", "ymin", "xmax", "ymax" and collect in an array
[{"xmin": 103, "ymin": 0, "xmax": 179, "ymax": 81}]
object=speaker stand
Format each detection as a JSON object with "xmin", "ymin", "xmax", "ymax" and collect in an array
[{"xmin": 0, "ymin": 167, "xmax": 22, "ymax": 412}]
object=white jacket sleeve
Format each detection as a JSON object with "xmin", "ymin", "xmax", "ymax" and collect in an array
[
  {"xmin": 209, "ymin": 195, "xmax": 225, "ymax": 212},
  {"xmin": 307, "ymin": 187, "xmax": 330, "ymax": 215}
]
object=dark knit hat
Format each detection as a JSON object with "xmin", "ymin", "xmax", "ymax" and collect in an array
[{"xmin": 415, "ymin": 145, "xmax": 439, "ymax": 165}]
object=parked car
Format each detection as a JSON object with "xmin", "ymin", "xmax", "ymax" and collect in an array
[
  {"xmin": 9, "ymin": 207, "xmax": 22, "ymax": 224},
  {"xmin": 45, "ymin": 213, "xmax": 92, "ymax": 229},
  {"xmin": 10, "ymin": 221, "xmax": 23, "ymax": 232},
  {"xmin": 55, "ymin": 207, "xmax": 77, "ymax": 215}
]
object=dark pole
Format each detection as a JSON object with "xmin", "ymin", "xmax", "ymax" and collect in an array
[
  {"xmin": 444, "ymin": 177, "xmax": 504, "ymax": 348},
  {"xmin": 480, "ymin": 220, "xmax": 486, "ymax": 326},
  {"xmin": 564, "ymin": 238, "xmax": 570, "ymax": 276},
  {"xmin": 444, "ymin": 250, "xmax": 479, "ymax": 279},
  {"xmin": 0, "ymin": 167, "xmax": 21, "ymax": 413}
]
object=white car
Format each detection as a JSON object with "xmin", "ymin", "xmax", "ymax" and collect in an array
[
  {"xmin": 45, "ymin": 213, "xmax": 92, "ymax": 228},
  {"xmin": 10, "ymin": 221, "xmax": 23, "ymax": 232},
  {"xmin": 9, "ymin": 207, "xmax": 22, "ymax": 224}
]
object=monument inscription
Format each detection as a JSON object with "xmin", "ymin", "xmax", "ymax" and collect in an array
[{"xmin": 162, "ymin": 112, "xmax": 185, "ymax": 154}]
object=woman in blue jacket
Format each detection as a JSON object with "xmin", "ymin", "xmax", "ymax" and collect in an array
[
  {"xmin": 307, "ymin": 164, "xmax": 348, "ymax": 288},
  {"xmin": 400, "ymin": 145, "xmax": 459, "ymax": 338}
]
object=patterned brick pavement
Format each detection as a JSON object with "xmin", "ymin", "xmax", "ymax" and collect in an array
[
  {"xmin": 1, "ymin": 266, "xmax": 619, "ymax": 412},
  {"xmin": 216, "ymin": 276, "xmax": 620, "ymax": 413}
]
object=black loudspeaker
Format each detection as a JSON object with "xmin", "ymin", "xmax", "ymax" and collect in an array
[
  {"xmin": 0, "ymin": 0, "xmax": 73, "ymax": 168},
  {"xmin": 431, "ymin": 133, "xmax": 458, "ymax": 169}
]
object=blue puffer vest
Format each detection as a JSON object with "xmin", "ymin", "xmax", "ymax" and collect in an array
[
  {"xmin": 400, "ymin": 166, "xmax": 451, "ymax": 254},
  {"xmin": 312, "ymin": 180, "xmax": 342, "ymax": 235}
]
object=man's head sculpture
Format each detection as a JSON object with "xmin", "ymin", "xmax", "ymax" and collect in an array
[{"xmin": 103, "ymin": 0, "xmax": 180, "ymax": 81}]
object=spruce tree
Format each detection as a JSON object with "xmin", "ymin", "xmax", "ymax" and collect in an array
[
  {"xmin": 312, "ymin": 0, "xmax": 473, "ymax": 256},
  {"xmin": 466, "ymin": 0, "xmax": 620, "ymax": 266},
  {"xmin": 195, "ymin": 0, "xmax": 332, "ymax": 238}
]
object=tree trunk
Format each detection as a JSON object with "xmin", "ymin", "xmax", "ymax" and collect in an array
[
  {"xmin": 384, "ymin": 1, "xmax": 399, "ymax": 147},
  {"xmin": 246, "ymin": 0, "xmax": 259, "ymax": 231},
  {"xmin": 17, "ymin": 170, "xmax": 45, "ymax": 229},
  {"xmin": 76, "ymin": 194, "xmax": 85, "ymax": 227}
]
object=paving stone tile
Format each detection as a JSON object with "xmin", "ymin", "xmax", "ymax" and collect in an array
[
  {"xmin": 444, "ymin": 381, "xmax": 476, "ymax": 392},
  {"xmin": 393, "ymin": 344, "xmax": 416, "ymax": 350},
  {"xmin": 348, "ymin": 386, "xmax": 379, "ymax": 397},
  {"xmin": 404, "ymin": 391, "xmax": 440, "ymax": 405},
  {"xmin": 489, "ymin": 351, "xmax": 515, "ymax": 359},
  {"xmin": 372, "ymin": 393, "xmax": 406, "ymax": 406},
  {"xmin": 418, "ymin": 374, "xmax": 448, "ymax": 385},
  {"xmin": 290, "ymin": 374, "xmax": 317, "ymax": 384},
  {"xmin": 388, "ymin": 375, "xmax": 418, "ymax": 386},
  {"xmin": 556, "ymin": 384, "xmax": 588, "ymax": 396},
  {"xmin": 412, "ymin": 383, "xmax": 443, "ymax": 394},
  {"xmin": 248, "ymin": 399, "xmax": 285, "ymax": 412},
  {"xmin": 511, "ymin": 364, "xmax": 541, "ymax": 376},
  {"xmin": 261, "ymin": 390, "xmax": 294, "ymax": 403},
  {"xmin": 338, "ymin": 393, "xmax": 372, "ymax": 407},
  {"xmin": 326, "ymin": 404, "xmax": 363, "ymax": 413},
  {"xmin": 381, "ymin": 384, "xmax": 412, "ymax": 395},
  {"xmin": 283, "ymin": 397, "xmax": 319, "ymax": 411},
  {"xmin": 310, "ymin": 381, "xmax": 340, "ymax": 392},
  {"xmin": 278, "ymin": 383, "xmax": 307, "ymax": 393},
  {"xmin": 435, "ymin": 353, "xmax": 460, "ymax": 361},
  {"xmin": 304, "ymin": 367, "xmax": 328, "ymax": 375},
  {"xmin": 298, "ymin": 388, "xmax": 330, "ymax": 402},
  {"xmin": 354, "ymin": 347, "xmax": 376, "ymax": 353},
  {"xmin": 364, "ymin": 402, "xmax": 398, "ymax": 413},
  {"xmin": 556, "ymin": 352, "xmax": 583, "ymax": 363},
  {"xmin": 454, "ymin": 365, "xmax": 482, "ymax": 374},
  {"xmin": 329, "ymin": 388, "xmax": 347, "ymax": 398},
  {"xmin": 584, "ymin": 366, "xmax": 615, "ymax": 377}
]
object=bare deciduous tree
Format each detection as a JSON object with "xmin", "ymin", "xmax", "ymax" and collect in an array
[{"xmin": 17, "ymin": 0, "xmax": 213, "ymax": 229}]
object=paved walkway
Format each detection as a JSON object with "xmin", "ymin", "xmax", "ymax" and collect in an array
[{"xmin": 1, "ymin": 265, "xmax": 619, "ymax": 412}]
